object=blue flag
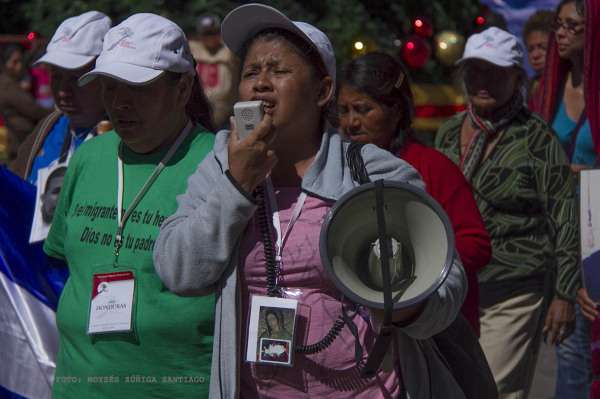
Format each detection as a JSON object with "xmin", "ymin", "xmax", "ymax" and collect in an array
[{"xmin": 0, "ymin": 165, "xmax": 68, "ymax": 399}]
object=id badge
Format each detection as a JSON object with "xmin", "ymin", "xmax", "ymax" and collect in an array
[
  {"xmin": 246, "ymin": 295, "xmax": 298, "ymax": 366},
  {"xmin": 87, "ymin": 265, "xmax": 138, "ymax": 344}
]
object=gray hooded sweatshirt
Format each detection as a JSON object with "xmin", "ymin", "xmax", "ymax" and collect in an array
[{"xmin": 153, "ymin": 129, "xmax": 468, "ymax": 398}]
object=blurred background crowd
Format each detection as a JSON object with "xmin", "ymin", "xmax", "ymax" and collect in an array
[
  {"xmin": 0, "ymin": 0, "xmax": 559, "ymax": 166},
  {"xmin": 2, "ymin": 1, "xmax": 598, "ymax": 399}
]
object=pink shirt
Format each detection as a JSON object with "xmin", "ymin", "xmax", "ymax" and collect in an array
[
  {"xmin": 30, "ymin": 67, "xmax": 53, "ymax": 108},
  {"xmin": 238, "ymin": 186, "xmax": 399, "ymax": 398}
]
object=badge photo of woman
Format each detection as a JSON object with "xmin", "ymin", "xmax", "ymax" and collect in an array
[
  {"xmin": 257, "ymin": 307, "xmax": 293, "ymax": 363},
  {"xmin": 259, "ymin": 307, "xmax": 292, "ymax": 341}
]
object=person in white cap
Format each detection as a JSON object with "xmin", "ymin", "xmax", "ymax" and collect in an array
[
  {"xmin": 43, "ymin": 12, "xmax": 216, "ymax": 398},
  {"xmin": 10, "ymin": 11, "xmax": 112, "ymax": 184},
  {"xmin": 434, "ymin": 26, "xmax": 580, "ymax": 398},
  {"xmin": 154, "ymin": 3, "xmax": 468, "ymax": 398}
]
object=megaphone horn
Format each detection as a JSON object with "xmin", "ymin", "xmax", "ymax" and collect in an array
[
  {"xmin": 319, "ymin": 179, "xmax": 455, "ymax": 310},
  {"xmin": 319, "ymin": 179, "xmax": 455, "ymax": 377}
]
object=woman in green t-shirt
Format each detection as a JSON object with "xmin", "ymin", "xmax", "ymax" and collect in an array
[{"xmin": 44, "ymin": 13, "xmax": 216, "ymax": 398}]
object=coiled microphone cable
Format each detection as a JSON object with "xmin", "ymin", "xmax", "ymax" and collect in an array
[{"xmin": 255, "ymin": 184, "xmax": 358, "ymax": 355}]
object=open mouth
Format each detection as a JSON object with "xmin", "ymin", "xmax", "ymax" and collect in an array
[
  {"xmin": 60, "ymin": 104, "xmax": 78, "ymax": 113},
  {"xmin": 262, "ymin": 100, "xmax": 275, "ymax": 115},
  {"xmin": 115, "ymin": 120, "xmax": 137, "ymax": 129},
  {"xmin": 347, "ymin": 132, "xmax": 368, "ymax": 141}
]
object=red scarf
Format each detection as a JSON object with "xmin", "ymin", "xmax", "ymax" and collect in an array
[{"xmin": 529, "ymin": 32, "xmax": 570, "ymax": 122}]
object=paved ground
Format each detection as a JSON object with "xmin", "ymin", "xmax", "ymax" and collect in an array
[{"xmin": 529, "ymin": 341, "xmax": 558, "ymax": 399}]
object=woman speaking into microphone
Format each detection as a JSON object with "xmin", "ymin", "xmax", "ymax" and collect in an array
[{"xmin": 154, "ymin": 3, "xmax": 467, "ymax": 398}]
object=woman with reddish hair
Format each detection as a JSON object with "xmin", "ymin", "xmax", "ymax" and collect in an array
[{"xmin": 530, "ymin": 0, "xmax": 600, "ymax": 396}]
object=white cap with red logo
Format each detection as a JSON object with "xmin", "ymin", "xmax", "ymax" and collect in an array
[
  {"xmin": 34, "ymin": 11, "xmax": 111, "ymax": 70},
  {"xmin": 79, "ymin": 13, "xmax": 195, "ymax": 86},
  {"xmin": 456, "ymin": 27, "xmax": 524, "ymax": 69}
]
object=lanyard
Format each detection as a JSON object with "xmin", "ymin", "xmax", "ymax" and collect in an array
[
  {"xmin": 265, "ymin": 175, "xmax": 307, "ymax": 266},
  {"xmin": 113, "ymin": 121, "xmax": 192, "ymax": 267}
]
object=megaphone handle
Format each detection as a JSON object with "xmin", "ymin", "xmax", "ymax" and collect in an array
[{"xmin": 360, "ymin": 325, "xmax": 396, "ymax": 378}]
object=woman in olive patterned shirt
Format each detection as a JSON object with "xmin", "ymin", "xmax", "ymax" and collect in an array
[{"xmin": 434, "ymin": 27, "xmax": 580, "ymax": 399}]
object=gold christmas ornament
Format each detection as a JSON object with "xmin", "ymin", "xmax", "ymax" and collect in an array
[
  {"xmin": 350, "ymin": 36, "xmax": 379, "ymax": 59},
  {"xmin": 433, "ymin": 31, "xmax": 465, "ymax": 67}
]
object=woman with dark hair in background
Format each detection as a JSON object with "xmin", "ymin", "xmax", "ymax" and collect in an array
[
  {"xmin": 335, "ymin": 51, "xmax": 491, "ymax": 337},
  {"xmin": 531, "ymin": 0, "xmax": 595, "ymax": 175},
  {"xmin": 43, "ymin": 13, "xmax": 216, "ymax": 397},
  {"xmin": 0, "ymin": 43, "xmax": 51, "ymax": 162}
]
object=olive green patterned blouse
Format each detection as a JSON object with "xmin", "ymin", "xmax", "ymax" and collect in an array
[{"xmin": 434, "ymin": 108, "xmax": 580, "ymax": 304}]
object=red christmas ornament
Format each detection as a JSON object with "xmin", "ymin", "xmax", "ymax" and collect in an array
[
  {"xmin": 412, "ymin": 17, "xmax": 433, "ymax": 38},
  {"xmin": 400, "ymin": 34, "xmax": 431, "ymax": 70},
  {"xmin": 21, "ymin": 31, "xmax": 39, "ymax": 50}
]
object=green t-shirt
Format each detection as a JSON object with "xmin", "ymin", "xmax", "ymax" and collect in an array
[{"xmin": 44, "ymin": 127, "xmax": 215, "ymax": 398}]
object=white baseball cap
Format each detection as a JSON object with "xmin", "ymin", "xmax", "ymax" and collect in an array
[
  {"xmin": 34, "ymin": 11, "xmax": 111, "ymax": 70},
  {"xmin": 456, "ymin": 27, "xmax": 524, "ymax": 69},
  {"xmin": 79, "ymin": 13, "xmax": 195, "ymax": 86},
  {"xmin": 221, "ymin": 3, "xmax": 336, "ymax": 84}
]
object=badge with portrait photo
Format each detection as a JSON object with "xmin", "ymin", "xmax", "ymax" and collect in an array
[
  {"xmin": 30, "ymin": 162, "xmax": 68, "ymax": 243},
  {"xmin": 246, "ymin": 296, "xmax": 298, "ymax": 366}
]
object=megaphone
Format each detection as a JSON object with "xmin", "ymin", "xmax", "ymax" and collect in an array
[
  {"xmin": 319, "ymin": 179, "xmax": 455, "ymax": 377},
  {"xmin": 320, "ymin": 180, "xmax": 455, "ymax": 310}
]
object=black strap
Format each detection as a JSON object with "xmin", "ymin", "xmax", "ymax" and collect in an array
[
  {"xmin": 345, "ymin": 145, "xmax": 407, "ymax": 381},
  {"xmin": 394, "ymin": 332, "xmax": 407, "ymax": 399},
  {"xmin": 375, "ymin": 180, "xmax": 393, "ymax": 325},
  {"xmin": 360, "ymin": 179, "xmax": 395, "ymax": 378}
]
